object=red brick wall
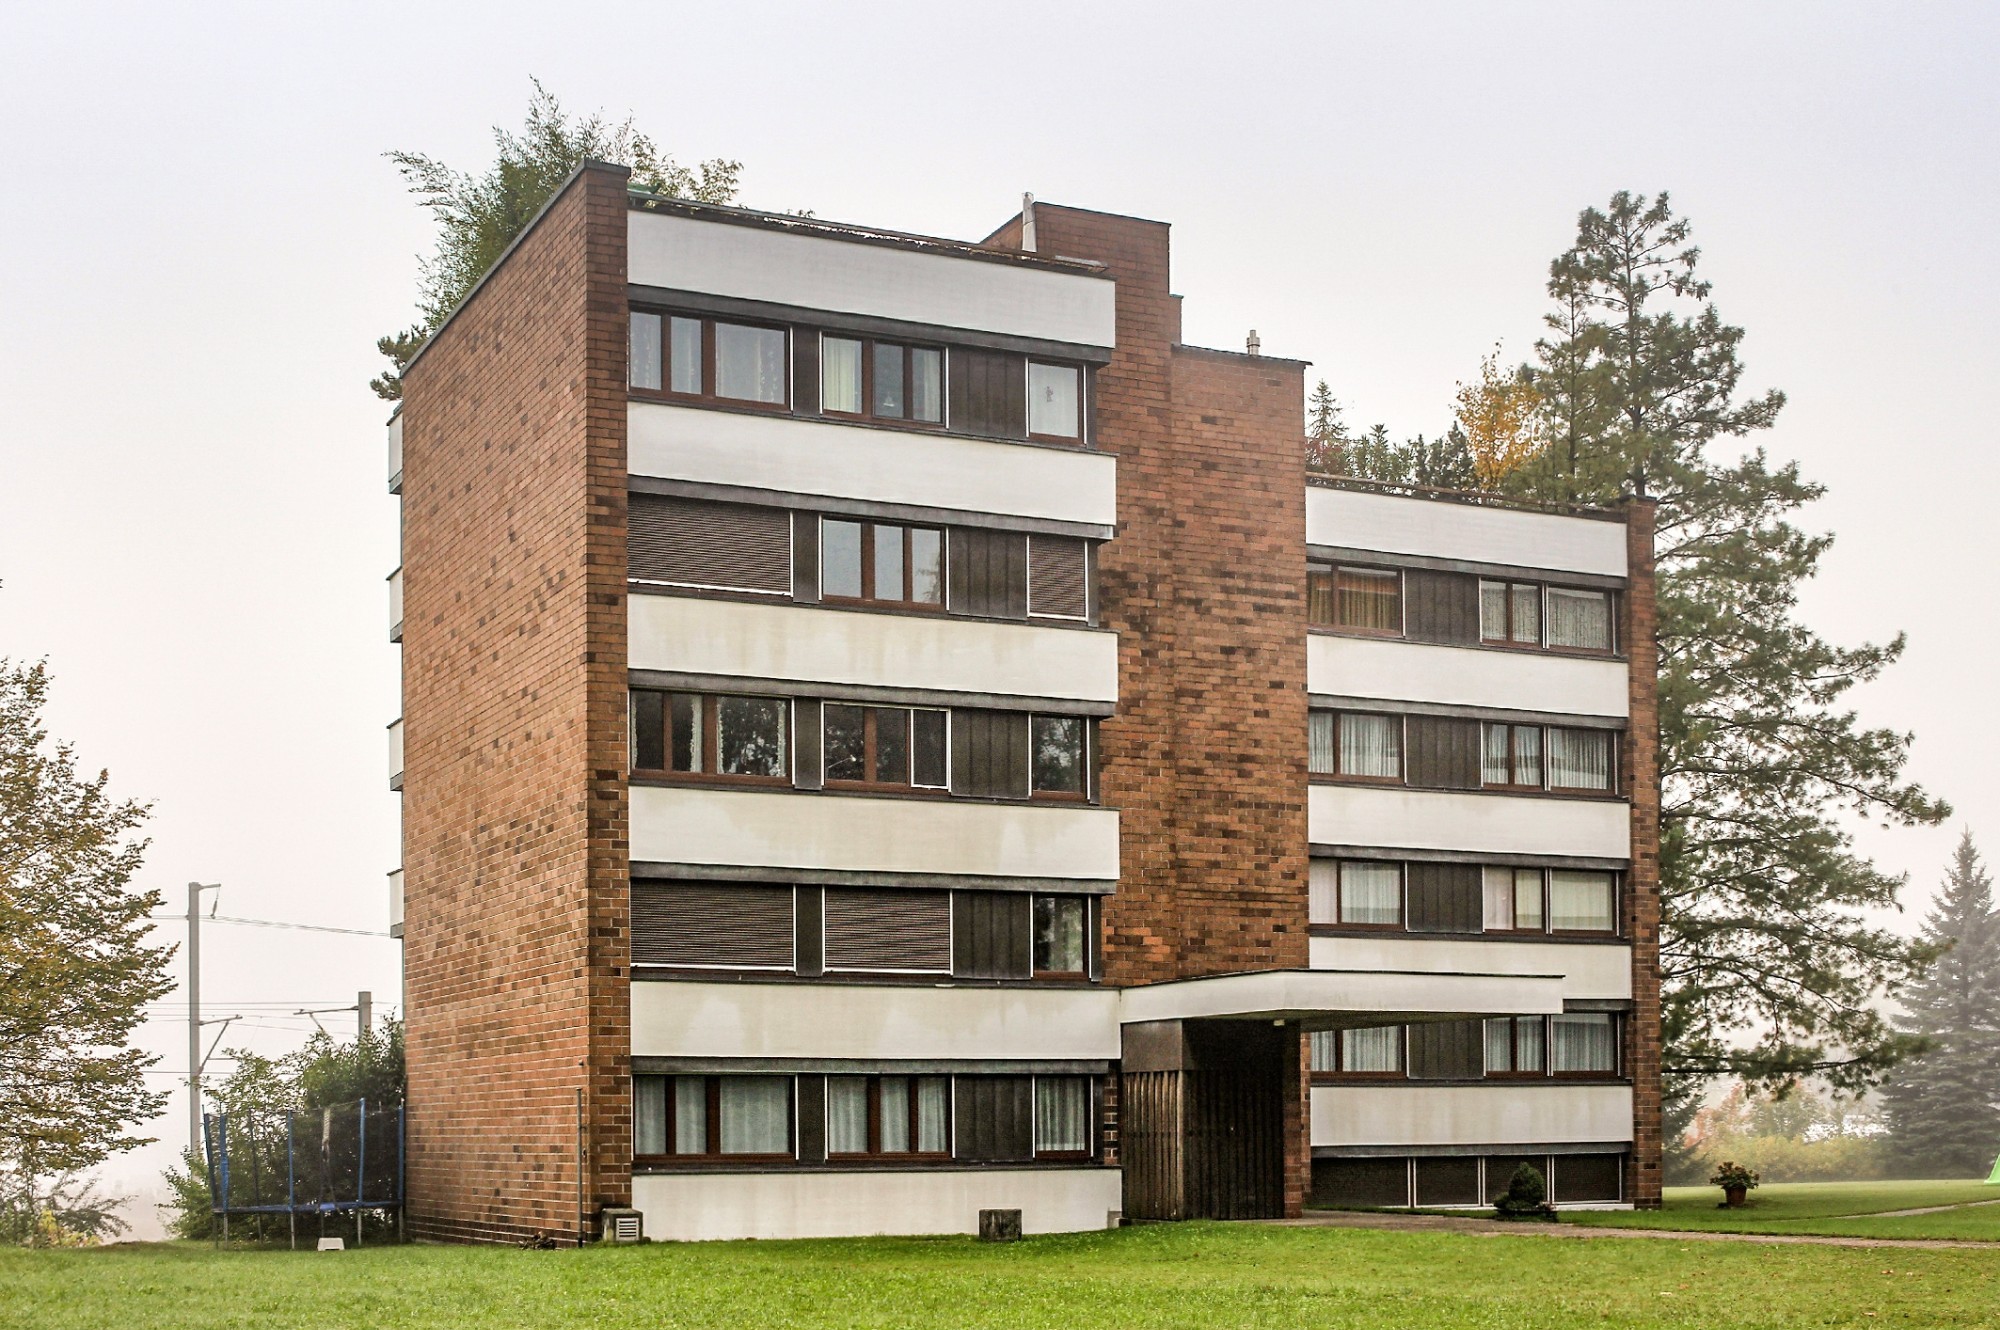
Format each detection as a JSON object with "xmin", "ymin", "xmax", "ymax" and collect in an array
[
  {"xmin": 397, "ymin": 163, "xmax": 632, "ymax": 1244},
  {"xmin": 1621, "ymin": 499, "xmax": 1664, "ymax": 1207}
]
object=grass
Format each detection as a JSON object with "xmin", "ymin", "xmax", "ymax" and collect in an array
[
  {"xmin": 5, "ymin": 1219, "xmax": 1999, "ymax": 1330},
  {"xmin": 1562, "ymin": 1179, "xmax": 2000, "ymax": 1241}
]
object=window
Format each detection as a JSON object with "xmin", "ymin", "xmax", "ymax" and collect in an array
[
  {"xmin": 631, "ymin": 691, "xmax": 788, "ymax": 781},
  {"xmin": 715, "ymin": 323, "xmax": 788, "ymax": 403},
  {"xmin": 1308, "ymin": 566, "xmax": 1402, "ymax": 634},
  {"xmin": 820, "ymin": 336, "xmax": 944, "ymax": 424},
  {"xmin": 1033, "ymin": 1077, "xmax": 1091, "ymax": 1155},
  {"xmin": 1481, "ymin": 723, "xmax": 1543, "ymax": 789},
  {"xmin": 669, "ymin": 316, "xmax": 702, "ymax": 394},
  {"xmin": 1548, "ymin": 871, "xmax": 1617, "ymax": 932},
  {"xmin": 1546, "ymin": 587, "xmax": 1613, "ymax": 651},
  {"xmin": 1481, "ymin": 867, "xmax": 1546, "ymax": 932},
  {"xmin": 821, "ymin": 519, "xmax": 945, "ymax": 606},
  {"xmin": 1027, "ymin": 362, "xmax": 1082, "ymax": 439},
  {"xmin": 823, "ymin": 705, "xmax": 948, "ymax": 789},
  {"xmin": 1032, "ymin": 895, "xmax": 1087, "ymax": 975},
  {"xmin": 1482, "ymin": 580, "xmax": 1615, "ymax": 652},
  {"xmin": 1480, "ymin": 580, "xmax": 1543, "ymax": 645},
  {"xmin": 1031, "ymin": 715, "xmax": 1086, "ymax": 796},
  {"xmin": 1311, "ymin": 712, "xmax": 1404, "ymax": 780},
  {"xmin": 630, "ymin": 311, "xmax": 787, "ymax": 406},
  {"xmin": 630, "ymin": 312, "xmax": 662, "ymax": 391},
  {"xmin": 1550, "ymin": 1013, "xmax": 1618, "ymax": 1075},
  {"xmin": 631, "ymin": 882, "xmax": 794, "ymax": 969},
  {"xmin": 824, "ymin": 889, "xmax": 951, "ymax": 973},
  {"xmin": 1027, "ymin": 535, "xmax": 1089, "ymax": 620},
  {"xmin": 632, "ymin": 1075, "xmax": 794, "ymax": 1158},
  {"xmin": 826, "ymin": 1075, "xmax": 951, "ymax": 1157},
  {"xmin": 1310, "ymin": 1026, "xmax": 1405, "ymax": 1075},
  {"xmin": 627, "ymin": 494, "xmax": 791, "ymax": 595},
  {"xmin": 1547, "ymin": 728, "xmax": 1615, "ymax": 792},
  {"xmin": 1337, "ymin": 861, "xmax": 1402, "ymax": 927},
  {"xmin": 1484, "ymin": 1016, "xmax": 1547, "ymax": 1075}
]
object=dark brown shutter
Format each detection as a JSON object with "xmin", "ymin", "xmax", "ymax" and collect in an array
[
  {"xmin": 948, "ymin": 528, "xmax": 1027, "ymax": 619},
  {"xmin": 1408, "ymin": 1019, "xmax": 1485, "ymax": 1080},
  {"xmin": 1403, "ymin": 570, "xmax": 1481, "ymax": 645},
  {"xmin": 1028, "ymin": 536, "xmax": 1089, "ymax": 619},
  {"xmin": 629, "ymin": 494, "xmax": 790, "ymax": 594},
  {"xmin": 1312, "ymin": 1158, "xmax": 1409, "ymax": 1209},
  {"xmin": 950, "ymin": 710, "xmax": 1031, "ymax": 800},
  {"xmin": 795, "ymin": 1075, "xmax": 827, "ymax": 1162},
  {"xmin": 1406, "ymin": 862, "xmax": 1481, "ymax": 933},
  {"xmin": 947, "ymin": 348, "xmax": 1026, "ymax": 438},
  {"xmin": 1405, "ymin": 716, "xmax": 1482, "ymax": 790},
  {"xmin": 793, "ymin": 699, "xmax": 823, "ymax": 790},
  {"xmin": 823, "ymin": 888, "xmax": 951, "ymax": 972},
  {"xmin": 791, "ymin": 511, "xmax": 820, "ymax": 603},
  {"xmin": 1414, "ymin": 1157, "xmax": 1481, "ymax": 1207},
  {"xmin": 952, "ymin": 892, "xmax": 1030, "ymax": 979},
  {"xmin": 1551, "ymin": 1153, "xmax": 1623, "ymax": 1203},
  {"xmin": 794, "ymin": 886, "xmax": 824, "ymax": 977},
  {"xmin": 953, "ymin": 1076, "xmax": 1033, "ymax": 1161},
  {"xmin": 632, "ymin": 883, "xmax": 793, "ymax": 968},
  {"xmin": 791, "ymin": 326, "xmax": 819, "ymax": 417}
]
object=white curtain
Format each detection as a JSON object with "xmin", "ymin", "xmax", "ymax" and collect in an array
[
  {"xmin": 1341, "ymin": 1025, "xmax": 1403, "ymax": 1072},
  {"xmin": 1549, "ymin": 871, "xmax": 1616, "ymax": 931},
  {"xmin": 821, "ymin": 336, "xmax": 863, "ymax": 413},
  {"xmin": 1309, "ymin": 712, "xmax": 1336, "ymax": 775},
  {"xmin": 1479, "ymin": 580, "xmax": 1509, "ymax": 640},
  {"xmin": 629, "ymin": 312, "xmax": 662, "ymax": 391},
  {"xmin": 1309, "ymin": 860, "xmax": 1339, "ymax": 925},
  {"xmin": 826, "ymin": 1076, "xmax": 869, "ymax": 1154},
  {"xmin": 633, "ymin": 1076, "xmax": 667, "ymax": 1155},
  {"xmin": 668, "ymin": 316, "xmax": 702, "ymax": 394},
  {"xmin": 1547, "ymin": 728, "xmax": 1611, "ymax": 791},
  {"xmin": 1028, "ymin": 363, "xmax": 1080, "ymax": 437},
  {"xmin": 916, "ymin": 1078, "xmax": 949, "ymax": 1153},
  {"xmin": 1516, "ymin": 1017, "xmax": 1545, "ymax": 1072},
  {"xmin": 1034, "ymin": 1077, "xmax": 1090, "ymax": 1152},
  {"xmin": 878, "ymin": 1077, "xmax": 910, "ymax": 1153},
  {"xmin": 1338, "ymin": 714, "xmax": 1401, "ymax": 779},
  {"xmin": 1309, "ymin": 1030, "xmax": 1338, "ymax": 1072},
  {"xmin": 1483, "ymin": 1019, "xmax": 1513, "ymax": 1073},
  {"xmin": 1551, "ymin": 1014, "xmax": 1615, "ymax": 1073},
  {"xmin": 1546, "ymin": 588, "xmax": 1611, "ymax": 650},
  {"xmin": 1481, "ymin": 866, "xmax": 1515, "ymax": 931},
  {"xmin": 1340, "ymin": 861, "xmax": 1402, "ymax": 925},
  {"xmin": 1337, "ymin": 569, "xmax": 1400, "ymax": 632},
  {"xmin": 673, "ymin": 1076, "xmax": 707, "ymax": 1155},
  {"xmin": 719, "ymin": 1077, "xmax": 791, "ymax": 1154}
]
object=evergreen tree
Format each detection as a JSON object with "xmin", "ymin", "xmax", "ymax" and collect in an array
[
  {"xmin": 372, "ymin": 80, "xmax": 742, "ymax": 399},
  {"xmin": 1881, "ymin": 834, "xmax": 2000, "ymax": 1176},
  {"xmin": 1505, "ymin": 193, "xmax": 1949, "ymax": 1138}
]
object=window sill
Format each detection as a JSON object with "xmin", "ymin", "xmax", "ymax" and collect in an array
[{"xmin": 1308, "ymin": 926, "xmax": 1627, "ymax": 945}]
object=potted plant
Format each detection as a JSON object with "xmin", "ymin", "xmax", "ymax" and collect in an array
[
  {"xmin": 1709, "ymin": 1161, "xmax": 1759, "ymax": 1208},
  {"xmin": 1492, "ymin": 1162, "xmax": 1558, "ymax": 1222}
]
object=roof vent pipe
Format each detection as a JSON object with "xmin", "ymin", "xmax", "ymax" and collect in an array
[
  {"xmin": 1021, "ymin": 193, "xmax": 1037, "ymax": 252},
  {"xmin": 1246, "ymin": 329, "xmax": 1261, "ymax": 356}
]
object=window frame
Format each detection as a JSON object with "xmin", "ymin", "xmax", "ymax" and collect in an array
[
  {"xmin": 1548, "ymin": 1012, "xmax": 1622, "ymax": 1079},
  {"xmin": 819, "ymin": 517, "xmax": 948, "ymax": 610},
  {"xmin": 1481, "ymin": 866, "xmax": 1549, "ymax": 935},
  {"xmin": 1480, "ymin": 578, "xmax": 1618, "ymax": 655},
  {"xmin": 1312, "ymin": 710, "xmax": 1406, "ymax": 784},
  {"xmin": 823, "ymin": 1074, "xmax": 953, "ymax": 1162},
  {"xmin": 1029, "ymin": 713, "xmax": 1090, "ymax": 802},
  {"xmin": 1546, "ymin": 869, "xmax": 1621, "ymax": 937},
  {"xmin": 1030, "ymin": 1075, "xmax": 1096, "ymax": 1161},
  {"xmin": 1334, "ymin": 860, "xmax": 1405, "ymax": 931},
  {"xmin": 1544, "ymin": 726, "xmax": 1619, "ymax": 796},
  {"xmin": 1308, "ymin": 563, "xmax": 1405, "ymax": 637},
  {"xmin": 628, "ymin": 309, "xmax": 791, "ymax": 411},
  {"xmin": 632, "ymin": 1074, "xmax": 797, "ymax": 1163},
  {"xmin": 1481, "ymin": 722, "xmax": 1546, "ymax": 792},
  {"xmin": 1030, "ymin": 894, "xmax": 1090, "ymax": 979},
  {"xmin": 818, "ymin": 333, "xmax": 947, "ymax": 428},
  {"xmin": 1025, "ymin": 359, "xmax": 1086, "ymax": 444},
  {"xmin": 821, "ymin": 704, "xmax": 951, "ymax": 794},
  {"xmin": 629, "ymin": 690, "xmax": 793, "ymax": 786},
  {"xmin": 1311, "ymin": 1026, "xmax": 1408, "ymax": 1082},
  {"xmin": 1483, "ymin": 1016, "xmax": 1549, "ymax": 1080}
]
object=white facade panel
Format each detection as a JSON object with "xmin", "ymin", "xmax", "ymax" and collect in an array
[
  {"xmin": 629, "ymin": 594, "xmax": 1117, "ymax": 705},
  {"xmin": 1310, "ymin": 785, "xmax": 1630, "ymax": 860},
  {"xmin": 387, "ymin": 718, "xmax": 403, "ymax": 788},
  {"xmin": 1309, "ymin": 936, "xmax": 1631, "ymax": 1002},
  {"xmin": 1308, "ymin": 635, "xmax": 1627, "ymax": 720},
  {"xmin": 631, "ymin": 785, "xmax": 1120, "ymax": 881},
  {"xmin": 631, "ymin": 980, "xmax": 1121, "ymax": 1062},
  {"xmin": 633, "ymin": 1167, "xmax": 1122, "ymax": 1241},
  {"xmin": 1311, "ymin": 1083, "xmax": 1635, "ymax": 1148},
  {"xmin": 1308, "ymin": 487, "xmax": 1627, "ymax": 579},
  {"xmin": 386, "ymin": 413, "xmax": 403, "ymax": 489},
  {"xmin": 629, "ymin": 401, "xmax": 1117, "ymax": 528},
  {"xmin": 1117, "ymin": 968, "xmax": 1564, "ymax": 1026},
  {"xmin": 628, "ymin": 211, "xmax": 1117, "ymax": 348}
]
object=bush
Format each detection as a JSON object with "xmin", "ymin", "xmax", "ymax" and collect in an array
[{"xmin": 1493, "ymin": 1163, "xmax": 1557, "ymax": 1222}]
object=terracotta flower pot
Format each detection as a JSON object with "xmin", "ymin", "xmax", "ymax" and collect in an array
[{"xmin": 1724, "ymin": 1185, "xmax": 1747, "ymax": 1208}]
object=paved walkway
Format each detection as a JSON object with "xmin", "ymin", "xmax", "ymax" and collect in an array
[
  {"xmin": 1863, "ymin": 1197, "xmax": 2000, "ymax": 1218},
  {"xmin": 1272, "ymin": 1209, "xmax": 1994, "ymax": 1250}
]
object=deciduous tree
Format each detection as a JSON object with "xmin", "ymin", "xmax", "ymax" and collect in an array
[{"xmin": 1452, "ymin": 344, "xmax": 1545, "ymax": 486}]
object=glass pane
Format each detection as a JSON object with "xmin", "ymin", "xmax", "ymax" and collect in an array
[
  {"xmin": 1308, "ymin": 570, "xmax": 1336, "ymax": 626},
  {"xmin": 719, "ymin": 1077, "xmax": 791, "ymax": 1154},
  {"xmin": 669, "ymin": 317, "xmax": 702, "ymax": 394},
  {"xmin": 1342, "ymin": 1026, "xmax": 1402, "ymax": 1073},
  {"xmin": 1483, "ymin": 1020, "xmax": 1513, "ymax": 1074},
  {"xmin": 1549, "ymin": 871, "xmax": 1616, "ymax": 931},
  {"xmin": 1340, "ymin": 862, "xmax": 1402, "ymax": 925},
  {"xmin": 673, "ymin": 1076, "xmax": 707, "ymax": 1154},
  {"xmin": 1481, "ymin": 724, "xmax": 1510, "ymax": 785},
  {"xmin": 634, "ymin": 1076, "xmax": 667, "ymax": 1154},
  {"xmin": 873, "ymin": 707, "xmax": 909, "ymax": 784},
  {"xmin": 1515, "ymin": 869, "xmax": 1545, "ymax": 930},
  {"xmin": 1309, "ymin": 1030, "xmax": 1338, "ymax": 1072},
  {"xmin": 1338, "ymin": 714, "xmax": 1401, "ymax": 779},
  {"xmin": 1551, "ymin": 1014, "xmax": 1614, "ymax": 1073},
  {"xmin": 872, "ymin": 342, "xmax": 905, "ymax": 417},
  {"xmin": 1547, "ymin": 728, "xmax": 1611, "ymax": 790},
  {"xmin": 911, "ymin": 710, "xmax": 949, "ymax": 787},
  {"xmin": 1480, "ymin": 580, "xmax": 1509, "ymax": 640},
  {"xmin": 821, "ymin": 336, "xmax": 863, "ymax": 413},
  {"xmin": 668, "ymin": 693, "xmax": 703, "ymax": 773},
  {"xmin": 631, "ymin": 690, "xmax": 666, "ymax": 771},
  {"xmin": 822, "ymin": 520, "xmax": 863, "ymax": 598},
  {"xmin": 717, "ymin": 696, "xmax": 787, "ymax": 777},
  {"xmin": 1034, "ymin": 1077, "xmax": 1089, "ymax": 1153},
  {"xmin": 1510, "ymin": 583, "xmax": 1541, "ymax": 644},
  {"xmin": 1028, "ymin": 362, "xmax": 1080, "ymax": 437},
  {"xmin": 630, "ymin": 312, "xmax": 662, "ymax": 390},
  {"xmin": 1308, "ymin": 712, "xmax": 1336, "ymax": 775},
  {"xmin": 915, "ymin": 1077, "xmax": 949, "ymax": 1153},
  {"xmin": 909, "ymin": 528, "xmax": 943, "ymax": 604},
  {"xmin": 826, "ymin": 1076, "xmax": 869, "ymax": 1154},
  {"xmin": 879, "ymin": 1077, "xmax": 910, "ymax": 1153},
  {"xmin": 1033, "ymin": 896, "xmax": 1086, "ymax": 973},
  {"xmin": 1513, "ymin": 726, "xmax": 1542, "ymax": 787},
  {"xmin": 714, "ymin": 323, "xmax": 787, "ymax": 403},
  {"xmin": 1336, "ymin": 569, "xmax": 1400, "ymax": 632},
  {"xmin": 1481, "ymin": 866, "xmax": 1514, "ymax": 931},
  {"xmin": 1309, "ymin": 860, "xmax": 1339, "ymax": 924},
  {"xmin": 1516, "ymin": 1017, "xmax": 1546, "ymax": 1072},
  {"xmin": 910, "ymin": 347, "xmax": 942, "ymax": 422},
  {"xmin": 1546, "ymin": 587, "xmax": 1611, "ymax": 650},
  {"xmin": 872, "ymin": 523, "xmax": 905, "ymax": 601},
  {"xmin": 823, "ymin": 704, "xmax": 866, "ymax": 782},
  {"xmin": 1032, "ymin": 715, "xmax": 1084, "ymax": 793}
]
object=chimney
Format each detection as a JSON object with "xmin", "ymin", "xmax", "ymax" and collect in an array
[
  {"xmin": 1021, "ymin": 193, "xmax": 1037, "ymax": 253},
  {"xmin": 1245, "ymin": 329, "xmax": 1261, "ymax": 357}
]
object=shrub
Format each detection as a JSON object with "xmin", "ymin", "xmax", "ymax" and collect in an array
[{"xmin": 1493, "ymin": 1163, "xmax": 1557, "ymax": 1222}]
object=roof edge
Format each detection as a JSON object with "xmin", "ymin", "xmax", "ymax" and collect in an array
[{"xmin": 1308, "ymin": 473, "xmax": 1634, "ymax": 521}]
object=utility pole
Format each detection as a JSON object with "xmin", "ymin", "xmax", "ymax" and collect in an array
[
  {"xmin": 357, "ymin": 990, "xmax": 372, "ymax": 1041},
  {"xmin": 187, "ymin": 882, "xmax": 220, "ymax": 1156}
]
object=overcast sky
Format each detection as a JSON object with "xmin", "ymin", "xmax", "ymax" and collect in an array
[{"xmin": 3, "ymin": 1, "xmax": 1994, "ymax": 1232}]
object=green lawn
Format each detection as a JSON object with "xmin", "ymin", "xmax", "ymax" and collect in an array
[
  {"xmin": 6, "ymin": 1221, "xmax": 1998, "ymax": 1330},
  {"xmin": 1563, "ymin": 1179, "xmax": 2000, "ymax": 1241}
]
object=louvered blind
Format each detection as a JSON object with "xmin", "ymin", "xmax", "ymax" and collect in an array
[
  {"xmin": 632, "ymin": 883, "xmax": 793, "ymax": 968},
  {"xmin": 1028, "ymin": 536, "xmax": 1088, "ymax": 619},
  {"xmin": 823, "ymin": 888, "xmax": 951, "ymax": 972},
  {"xmin": 629, "ymin": 494, "xmax": 791, "ymax": 593}
]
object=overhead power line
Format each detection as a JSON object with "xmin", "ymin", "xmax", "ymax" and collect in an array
[{"xmin": 147, "ymin": 913, "xmax": 392, "ymax": 938}]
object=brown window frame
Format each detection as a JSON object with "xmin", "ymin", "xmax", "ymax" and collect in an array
[
  {"xmin": 632, "ymin": 1074, "xmax": 797, "ymax": 1164},
  {"xmin": 1029, "ymin": 1075, "xmax": 1097, "ymax": 1162},
  {"xmin": 820, "ymin": 517, "xmax": 948, "ymax": 610},
  {"xmin": 1333, "ymin": 860, "xmax": 1405, "ymax": 931},
  {"xmin": 1544, "ymin": 726, "xmax": 1620, "ymax": 797},
  {"xmin": 1480, "ymin": 578, "xmax": 1619, "ymax": 656},
  {"xmin": 628, "ymin": 690, "xmax": 792, "ymax": 787},
  {"xmin": 1308, "ymin": 564, "xmax": 1404, "ymax": 636},
  {"xmin": 1480, "ymin": 722, "xmax": 1546, "ymax": 793},
  {"xmin": 1548, "ymin": 1012, "xmax": 1622, "ymax": 1079},
  {"xmin": 1542, "ymin": 585, "xmax": 1619, "ymax": 656},
  {"xmin": 1025, "ymin": 359, "xmax": 1086, "ymax": 444},
  {"xmin": 1482, "ymin": 1015, "xmax": 1550, "ymax": 1080},
  {"xmin": 818, "ymin": 334, "xmax": 946, "ymax": 427},
  {"xmin": 1310, "ymin": 1026, "xmax": 1408, "ymax": 1083},
  {"xmin": 628, "ymin": 309, "xmax": 792, "ymax": 412},
  {"xmin": 824, "ymin": 1074, "xmax": 953, "ymax": 1162},
  {"xmin": 1028, "ymin": 713, "xmax": 1091, "ymax": 803},
  {"xmin": 822, "ymin": 704, "xmax": 950, "ymax": 793},
  {"xmin": 1481, "ymin": 865, "xmax": 1549, "ymax": 935},
  {"xmin": 1312, "ymin": 710, "xmax": 1406, "ymax": 785},
  {"xmin": 1030, "ymin": 894, "xmax": 1090, "ymax": 979},
  {"xmin": 1545, "ymin": 869, "xmax": 1622, "ymax": 937}
]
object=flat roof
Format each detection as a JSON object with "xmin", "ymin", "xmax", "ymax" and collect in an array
[{"xmin": 1308, "ymin": 474, "xmax": 1631, "ymax": 522}]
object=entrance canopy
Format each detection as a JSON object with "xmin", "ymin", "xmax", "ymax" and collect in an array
[{"xmin": 1117, "ymin": 967, "xmax": 1566, "ymax": 1032}]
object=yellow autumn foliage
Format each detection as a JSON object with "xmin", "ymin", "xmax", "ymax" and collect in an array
[{"xmin": 1453, "ymin": 345, "xmax": 1546, "ymax": 486}]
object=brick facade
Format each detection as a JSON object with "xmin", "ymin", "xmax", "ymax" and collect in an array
[
  {"xmin": 1621, "ymin": 498, "xmax": 1664, "ymax": 1207},
  {"xmin": 397, "ymin": 162, "xmax": 632, "ymax": 1244}
]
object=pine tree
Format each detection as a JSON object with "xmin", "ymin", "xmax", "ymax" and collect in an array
[
  {"xmin": 1881, "ymin": 834, "xmax": 2000, "ymax": 1177},
  {"xmin": 1305, "ymin": 380, "xmax": 1353, "ymax": 476},
  {"xmin": 1504, "ymin": 193, "xmax": 1949, "ymax": 1139}
]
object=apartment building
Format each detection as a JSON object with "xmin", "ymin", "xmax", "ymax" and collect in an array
[{"xmin": 385, "ymin": 161, "xmax": 1660, "ymax": 1243}]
